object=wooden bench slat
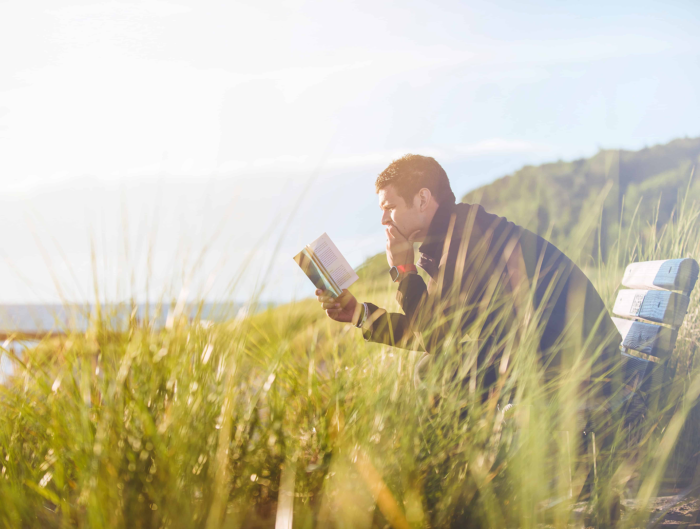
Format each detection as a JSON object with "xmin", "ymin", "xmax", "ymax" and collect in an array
[
  {"xmin": 612, "ymin": 317, "xmax": 678, "ymax": 359},
  {"xmin": 620, "ymin": 352, "xmax": 664, "ymax": 393},
  {"xmin": 613, "ymin": 289, "xmax": 690, "ymax": 327},
  {"xmin": 622, "ymin": 258, "xmax": 699, "ymax": 293}
]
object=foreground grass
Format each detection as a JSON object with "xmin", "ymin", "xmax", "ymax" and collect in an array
[{"xmin": 2, "ymin": 198, "xmax": 700, "ymax": 528}]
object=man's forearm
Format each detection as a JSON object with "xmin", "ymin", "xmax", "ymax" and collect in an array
[
  {"xmin": 359, "ymin": 303, "xmax": 418, "ymax": 349},
  {"xmin": 396, "ymin": 273, "xmax": 428, "ymax": 322}
]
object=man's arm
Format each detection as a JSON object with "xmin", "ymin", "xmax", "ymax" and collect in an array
[
  {"xmin": 396, "ymin": 272, "xmax": 428, "ymax": 321},
  {"xmin": 359, "ymin": 302, "xmax": 415, "ymax": 348},
  {"xmin": 315, "ymin": 287, "xmax": 425, "ymax": 350},
  {"xmin": 315, "ymin": 223, "xmax": 430, "ymax": 351},
  {"xmin": 355, "ymin": 224, "xmax": 433, "ymax": 349}
]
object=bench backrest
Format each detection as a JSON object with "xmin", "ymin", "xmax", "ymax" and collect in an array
[{"xmin": 612, "ymin": 258, "xmax": 699, "ymax": 398}]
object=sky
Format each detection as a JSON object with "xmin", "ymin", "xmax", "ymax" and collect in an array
[{"xmin": 0, "ymin": 0, "xmax": 699, "ymax": 304}]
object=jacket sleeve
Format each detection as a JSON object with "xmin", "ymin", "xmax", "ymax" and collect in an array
[{"xmin": 361, "ymin": 273, "xmax": 429, "ymax": 350}]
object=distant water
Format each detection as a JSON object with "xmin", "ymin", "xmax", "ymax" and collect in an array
[
  {"xmin": 0, "ymin": 302, "xmax": 270, "ymax": 381},
  {"xmin": 0, "ymin": 302, "xmax": 256, "ymax": 334}
]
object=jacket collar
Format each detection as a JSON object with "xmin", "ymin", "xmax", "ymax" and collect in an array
[{"xmin": 417, "ymin": 201, "xmax": 456, "ymax": 277}]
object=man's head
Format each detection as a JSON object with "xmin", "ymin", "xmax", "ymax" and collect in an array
[{"xmin": 375, "ymin": 154, "xmax": 455, "ymax": 242}]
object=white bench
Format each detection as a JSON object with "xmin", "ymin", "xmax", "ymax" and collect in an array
[{"xmin": 612, "ymin": 258, "xmax": 699, "ymax": 416}]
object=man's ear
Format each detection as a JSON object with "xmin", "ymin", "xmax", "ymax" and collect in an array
[{"xmin": 417, "ymin": 188, "xmax": 432, "ymax": 211}]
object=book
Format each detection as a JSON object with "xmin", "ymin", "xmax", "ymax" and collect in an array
[{"xmin": 293, "ymin": 233, "xmax": 359, "ymax": 297}]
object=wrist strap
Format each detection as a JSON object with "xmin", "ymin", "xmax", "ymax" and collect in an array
[
  {"xmin": 396, "ymin": 264, "xmax": 417, "ymax": 274},
  {"xmin": 355, "ymin": 302, "xmax": 368, "ymax": 328}
]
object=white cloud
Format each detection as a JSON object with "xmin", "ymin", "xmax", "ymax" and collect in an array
[
  {"xmin": 48, "ymin": 1, "xmax": 191, "ymax": 19},
  {"xmin": 0, "ymin": 137, "xmax": 553, "ymax": 198},
  {"xmin": 453, "ymin": 139, "xmax": 551, "ymax": 156},
  {"xmin": 321, "ymin": 140, "xmax": 552, "ymax": 171}
]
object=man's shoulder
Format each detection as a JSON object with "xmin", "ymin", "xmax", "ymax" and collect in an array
[
  {"xmin": 454, "ymin": 202, "xmax": 572, "ymax": 265},
  {"xmin": 453, "ymin": 201, "xmax": 519, "ymax": 240},
  {"xmin": 454, "ymin": 201, "xmax": 511, "ymax": 228}
]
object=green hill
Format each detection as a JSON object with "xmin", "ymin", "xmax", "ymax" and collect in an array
[{"xmin": 461, "ymin": 136, "xmax": 700, "ymax": 262}]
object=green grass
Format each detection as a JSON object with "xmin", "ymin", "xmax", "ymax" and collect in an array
[{"xmin": 2, "ymin": 192, "xmax": 700, "ymax": 528}]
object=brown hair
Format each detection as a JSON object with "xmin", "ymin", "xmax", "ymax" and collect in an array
[{"xmin": 375, "ymin": 154, "xmax": 456, "ymax": 206}]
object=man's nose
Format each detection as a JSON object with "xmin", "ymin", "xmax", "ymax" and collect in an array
[{"xmin": 381, "ymin": 211, "xmax": 391, "ymax": 225}]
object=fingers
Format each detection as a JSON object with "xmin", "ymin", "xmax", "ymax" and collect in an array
[
  {"xmin": 315, "ymin": 288, "xmax": 336, "ymax": 303},
  {"xmin": 386, "ymin": 225, "xmax": 403, "ymax": 240},
  {"xmin": 325, "ymin": 290, "xmax": 351, "ymax": 309},
  {"xmin": 317, "ymin": 288, "xmax": 354, "ymax": 322},
  {"xmin": 325, "ymin": 308, "xmax": 341, "ymax": 319}
]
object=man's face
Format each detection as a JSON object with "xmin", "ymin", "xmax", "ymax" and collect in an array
[{"xmin": 378, "ymin": 185, "xmax": 424, "ymax": 240}]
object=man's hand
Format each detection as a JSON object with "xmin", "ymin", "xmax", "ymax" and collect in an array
[
  {"xmin": 385, "ymin": 225, "xmax": 419, "ymax": 268},
  {"xmin": 315, "ymin": 288, "xmax": 359, "ymax": 324}
]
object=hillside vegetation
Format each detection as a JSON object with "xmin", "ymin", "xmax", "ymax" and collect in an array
[{"xmin": 462, "ymin": 137, "xmax": 700, "ymax": 263}]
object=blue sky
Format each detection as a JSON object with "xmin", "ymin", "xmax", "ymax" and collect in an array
[{"xmin": 0, "ymin": 0, "xmax": 699, "ymax": 303}]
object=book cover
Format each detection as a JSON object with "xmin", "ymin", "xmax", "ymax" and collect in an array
[{"xmin": 293, "ymin": 233, "xmax": 359, "ymax": 297}]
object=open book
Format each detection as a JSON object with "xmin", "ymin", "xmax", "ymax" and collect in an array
[{"xmin": 293, "ymin": 233, "xmax": 359, "ymax": 297}]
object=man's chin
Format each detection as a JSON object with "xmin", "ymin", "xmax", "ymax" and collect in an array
[{"xmin": 393, "ymin": 226, "xmax": 407, "ymax": 238}]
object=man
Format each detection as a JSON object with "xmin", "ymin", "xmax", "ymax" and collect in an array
[{"xmin": 316, "ymin": 154, "xmax": 621, "ymax": 400}]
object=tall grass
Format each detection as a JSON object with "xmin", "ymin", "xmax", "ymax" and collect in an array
[{"xmin": 1, "ymin": 191, "xmax": 700, "ymax": 528}]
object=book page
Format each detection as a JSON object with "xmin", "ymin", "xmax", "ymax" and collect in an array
[{"xmin": 307, "ymin": 233, "xmax": 359, "ymax": 290}]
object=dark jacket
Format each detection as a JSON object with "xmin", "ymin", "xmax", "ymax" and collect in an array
[{"xmin": 361, "ymin": 202, "xmax": 621, "ymax": 390}]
